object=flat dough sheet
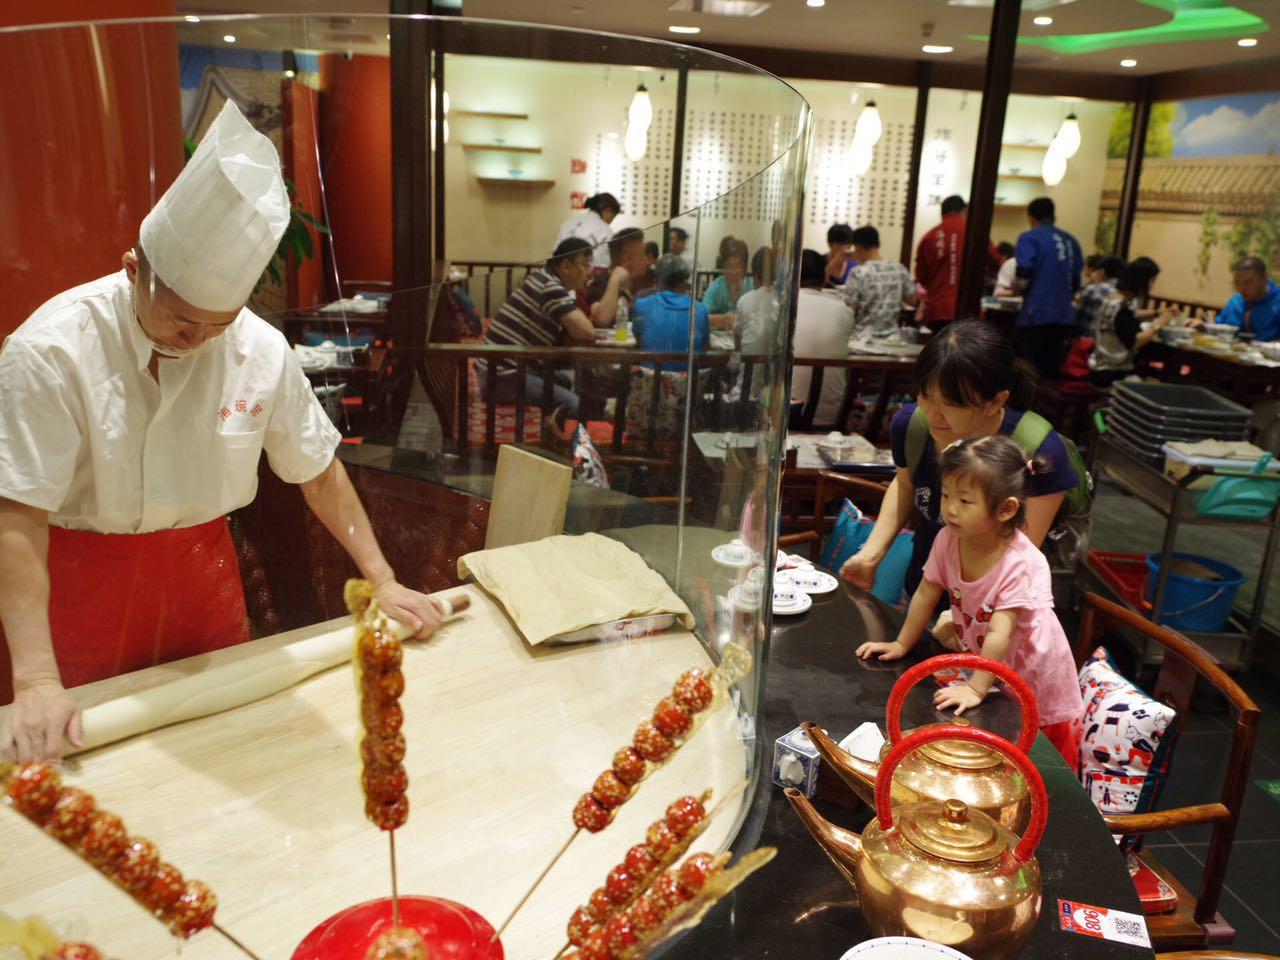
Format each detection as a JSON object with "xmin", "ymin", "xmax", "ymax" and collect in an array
[{"xmin": 458, "ymin": 532, "xmax": 694, "ymax": 645}]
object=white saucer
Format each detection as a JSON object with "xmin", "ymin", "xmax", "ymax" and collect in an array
[
  {"xmin": 790, "ymin": 570, "xmax": 839, "ymax": 595},
  {"xmin": 771, "ymin": 592, "xmax": 813, "ymax": 616},
  {"xmin": 727, "ymin": 583, "xmax": 762, "ymax": 611},
  {"xmin": 840, "ymin": 937, "xmax": 974, "ymax": 960}
]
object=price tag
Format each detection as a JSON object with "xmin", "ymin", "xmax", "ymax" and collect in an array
[{"xmin": 1058, "ymin": 900, "xmax": 1152, "ymax": 949}]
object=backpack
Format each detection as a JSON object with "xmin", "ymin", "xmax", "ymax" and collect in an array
[{"xmin": 905, "ymin": 407, "xmax": 1094, "ymax": 568}]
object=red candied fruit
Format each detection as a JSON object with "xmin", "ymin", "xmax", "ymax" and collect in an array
[
  {"xmin": 362, "ymin": 733, "xmax": 407, "ymax": 767},
  {"xmin": 54, "ymin": 946, "xmax": 103, "ymax": 960},
  {"xmin": 673, "ymin": 669, "xmax": 713, "ymax": 713},
  {"xmin": 365, "ymin": 670, "xmax": 405, "ymax": 702},
  {"xmin": 577, "ymin": 931, "xmax": 610, "ymax": 960},
  {"xmin": 146, "ymin": 862, "xmax": 187, "ymax": 913},
  {"xmin": 81, "ymin": 811, "xmax": 128, "ymax": 866},
  {"xmin": 366, "ymin": 794, "xmax": 410, "ymax": 831},
  {"xmin": 624, "ymin": 843, "xmax": 656, "ymax": 877},
  {"xmin": 567, "ymin": 906, "xmax": 595, "ymax": 946},
  {"xmin": 678, "ymin": 852, "xmax": 717, "ymax": 895},
  {"xmin": 604, "ymin": 913, "xmax": 638, "ymax": 955},
  {"xmin": 633, "ymin": 722, "xmax": 674, "ymax": 763},
  {"xmin": 115, "ymin": 837, "xmax": 160, "ymax": 892},
  {"xmin": 47, "ymin": 788, "xmax": 97, "ymax": 844},
  {"xmin": 359, "ymin": 632, "xmax": 403, "ymax": 674},
  {"xmin": 166, "ymin": 879, "xmax": 217, "ymax": 938},
  {"xmin": 645, "ymin": 820, "xmax": 677, "ymax": 856},
  {"xmin": 651, "ymin": 697, "xmax": 693, "ymax": 739},
  {"xmin": 362, "ymin": 763, "xmax": 409, "ymax": 804},
  {"xmin": 612, "ymin": 747, "xmax": 647, "ymax": 786},
  {"xmin": 572, "ymin": 794, "xmax": 613, "ymax": 833},
  {"xmin": 665, "ymin": 796, "xmax": 705, "ymax": 838},
  {"xmin": 591, "ymin": 771, "xmax": 630, "ymax": 810},
  {"xmin": 587, "ymin": 887, "xmax": 613, "ymax": 921},
  {"xmin": 628, "ymin": 895, "xmax": 663, "ymax": 934},
  {"xmin": 650, "ymin": 872, "xmax": 690, "ymax": 913},
  {"xmin": 605, "ymin": 864, "xmax": 637, "ymax": 904},
  {"xmin": 6, "ymin": 763, "xmax": 61, "ymax": 820},
  {"xmin": 361, "ymin": 699, "xmax": 404, "ymax": 738}
]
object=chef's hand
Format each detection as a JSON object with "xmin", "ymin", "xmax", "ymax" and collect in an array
[
  {"xmin": 4, "ymin": 680, "xmax": 83, "ymax": 763},
  {"xmin": 840, "ymin": 549, "xmax": 879, "ymax": 591},
  {"xmin": 374, "ymin": 580, "xmax": 445, "ymax": 641},
  {"xmin": 933, "ymin": 683, "xmax": 984, "ymax": 716},
  {"xmin": 856, "ymin": 639, "xmax": 907, "ymax": 661}
]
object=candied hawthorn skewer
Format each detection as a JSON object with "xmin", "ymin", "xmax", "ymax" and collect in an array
[{"xmin": 1, "ymin": 763, "xmax": 217, "ymax": 940}]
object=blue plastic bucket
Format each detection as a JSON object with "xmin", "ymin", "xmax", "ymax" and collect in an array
[{"xmin": 1145, "ymin": 553, "xmax": 1245, "ymax": 633}]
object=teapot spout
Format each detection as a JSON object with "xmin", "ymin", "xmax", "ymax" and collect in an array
[
  {"xmin": 784, "ymin": 787, "xmax": 864, "ymax": 890},
  {"xmin": 802, "ymin": 721, "xmax": 879, "ymax": 807}
]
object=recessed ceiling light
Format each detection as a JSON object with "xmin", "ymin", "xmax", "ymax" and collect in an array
[
  {"xmin": 1120, "ymin": 58, "xmax": 1137, "ymax": 67},
  {"xmin": 1238, "ymin": 37, "xmax": 1258, "ymax": 47},
  {"xmin": 1033, "ymin": 15, "xmax": 1053, "ymax": 26},
  {"xmin": 223, "ymin": 34, "xmax": 236, "ymax": 43},
  {"xmin": 806, "ymin": 0, "xmax": 826, "ymax": 7},
  {"xmin": 184, "ymin": 15, "xmax": 200, "ymax": 23},
  {"xmin": 922, "ymin": 44, "xmax": 954, "ymax": 54},
  {"xmin": 668, "ymin": 24, "xmax": 701, "ymax": 33},
  {"xmin": 386, "ymin": 33, "xmax": 391, "ymax": 39}
]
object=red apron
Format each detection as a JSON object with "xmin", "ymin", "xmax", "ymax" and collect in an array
[{"xmin": 0, "ymin": 517, "xmax": 248, "ymax": 704}]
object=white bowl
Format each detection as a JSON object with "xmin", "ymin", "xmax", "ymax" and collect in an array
[{"xmin": 840, "ymin": 937, "xmax": 975, "ymax": 960}]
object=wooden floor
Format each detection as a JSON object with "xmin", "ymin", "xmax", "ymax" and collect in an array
[{"xmin": 0, "ymin": 586, "xmax": 750, "ymax": 960}]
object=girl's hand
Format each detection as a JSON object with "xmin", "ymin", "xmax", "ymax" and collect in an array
[
  {"xmin": 840, "ymin": 550, "xmax": 880, "ymax": 591},
  {"xmin": 856, "ymin": 640, "xmax": 907, "ymax": 661},
  {"xmin": 934, "ymin": 683, "xmax": 985, "ymax": 716}
]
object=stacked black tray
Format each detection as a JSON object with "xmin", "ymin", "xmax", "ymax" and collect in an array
[{"xmin": 1107, "ymin": 382, "xmax": 1250, "ymax": 464}]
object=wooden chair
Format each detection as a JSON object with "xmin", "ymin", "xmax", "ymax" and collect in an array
[
  {"xmin": 1073, "ymin": 593, "xmax": 1262, "ymax": 950},
  {"xmin": 778, "ymin": 470, "xmax": 889, "ymax": 564}
]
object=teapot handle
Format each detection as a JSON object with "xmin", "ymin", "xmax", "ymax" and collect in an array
[
  {"xmin": 886, "ymin": 653, "xmax": 1039, "ymax": 755},
  {"xmin": 876, "ymin": 724, "xmax": 1048, "ymax": 863}
]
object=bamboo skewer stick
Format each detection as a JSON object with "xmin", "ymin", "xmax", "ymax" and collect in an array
[
  {"xmin": 213, "ymin": 922, "xmax": 264, "ymax": 960},
  {"xmin": 490, "ymin": 827, "xmax": 581, "ymax": 943},
  {"xmin": 390, "ymin": 831, "xmax": 402, "ymax": 928}
]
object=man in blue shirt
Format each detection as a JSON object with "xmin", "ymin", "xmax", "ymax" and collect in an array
[
  {"xmin": 632, "ymin": 254, "xmax": 710, "ymax": 372},
  {"xmin": 1013, "ymin": 197, "xmax": 1084, "ymax": 377},
  {"xmin": 1218, "ymin": 257, "xmax": 1280, "ymax": 341}
]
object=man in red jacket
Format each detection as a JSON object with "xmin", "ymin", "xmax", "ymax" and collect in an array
[{"xmin": 915, "ymin": 195, "xmax": 1000, "ymax": 328}]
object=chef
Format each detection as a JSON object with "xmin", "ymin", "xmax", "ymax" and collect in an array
[{"xmin": 0, "ymin": 102, "xmax": 443, "ymax": 763}]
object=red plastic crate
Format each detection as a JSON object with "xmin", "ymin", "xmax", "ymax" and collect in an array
[{"xmin": 1087, "ymin": 551, "xmax": 1153, "ymax": 613}]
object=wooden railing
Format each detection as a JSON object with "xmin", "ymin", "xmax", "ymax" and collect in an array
[{"xmin": 1147, "ymin": 295, "xmax": 1221, "ymax": 322}]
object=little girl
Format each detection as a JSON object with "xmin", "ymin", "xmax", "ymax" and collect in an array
[{"xmin": 856, "ymin": 434, "xmax": 1084, "ymax": 769}]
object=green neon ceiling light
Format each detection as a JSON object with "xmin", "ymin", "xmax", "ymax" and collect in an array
[{"xmin": 970, "ymin": 0, "xmax": 1268, "ymax": 55}]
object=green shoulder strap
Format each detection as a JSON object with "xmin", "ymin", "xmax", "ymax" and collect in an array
[
  {"xmin": 1010, "ymin": 410, "xmax": 1053, "ymax": 455},
  {"xmin": 905, "ymin": 407, "xmax": 931, "ymax": 479}
]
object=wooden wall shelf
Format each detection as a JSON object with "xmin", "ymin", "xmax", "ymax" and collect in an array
[
  {"xmin": 462, "ymin": 143, "xmax": 542, "ymax": 154},
  {"xmin": 453, "ymin": 110, "xmax": 529, "ymax": 120},
  {"xmin": 998, "ymin": 173, "xmax": 1043, "ymax": 182},
  {"xmin": 477, "ymin": 177, "xmax": 555, "ymax": 189},
  {"xmin": 1001, "ymin": 142, "xmax": 1050, "ymax": 151}
]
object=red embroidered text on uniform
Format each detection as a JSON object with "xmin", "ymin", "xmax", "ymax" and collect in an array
[
  {"xmin": 218, "ymin": 406, "xmax": 232, "ymax": 421},
  {"xmin": 235, "ymin": 399, "xmax": 247, "ymax": 414}
]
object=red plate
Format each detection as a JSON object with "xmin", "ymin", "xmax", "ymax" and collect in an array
[{"xmin": 292, "ymin": 895, "xmax": 504, "ymax": 960}]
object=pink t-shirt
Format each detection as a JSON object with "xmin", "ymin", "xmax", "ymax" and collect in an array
[{"xmin": 923, "ymin": 527, "xmax": 1083, "ymax": 726}]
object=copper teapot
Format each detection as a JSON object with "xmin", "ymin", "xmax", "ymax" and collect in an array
[
  {"xmin": 787, "ymin": 724, "xmax": 1048, "ymax": 960},
  {"xmin": 804, "ymin": 653, "xmax": 1038, "ymax": 833}
]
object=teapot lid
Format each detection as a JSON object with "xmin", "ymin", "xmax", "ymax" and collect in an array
[
  {"xmin": 898, "ymin": 798, "xmax": 1006, "ymax": 863},
  {"xmin": 913, "ymin": 718, "xmax": 1003, "ymax": 771}
]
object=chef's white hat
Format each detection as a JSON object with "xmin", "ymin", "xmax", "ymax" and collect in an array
[{"xmin": 139, "ymin": 100, "xmax": 290, "ymax": 312}]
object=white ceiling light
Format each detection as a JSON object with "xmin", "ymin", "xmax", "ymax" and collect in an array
[
  {"xmin": 922, "ymin": 44, "xmax": 954, "ymax": 54},
  {"xmin": 666, "ymin": 0, "xmax": 770, "ymax": 16},
  {"xmin": 1120, "ymin": 58, "xmax": 1137, "ymax": 67},
  {"xmin": 624, "ymin": 125, "xmax": 648, "ymax": 162},
  {"xmin": 850, "ymin": 101, "xmax": 882, "ymax": 176},
  {"xmin": 223, "ymin": 34, "xmax": 236, "ymax": 43},
  {"xmin": 629, "ymin": 82, "xmax": 653, "ymax": 135},
  {"xmin": 668, "ymin": 25, "xmax": 702, "ymax": 33},
  {"xmin": 1051, "ymin": 112, "xmax": 1081, "ymax": 159},
  {"xmin": 1033, "ymin": 15, "xmax": 1053, "ymax": 26},
  {"xmin": 807, "ymin": 0, "xmax": 826, "ymax": 7},
  {"xmin": 1238, "ymin": 37, "xmax": 1258, "ymax": 47},
  {"xmin": 184, "ymin": 15, "xmax": 200, "ymax": 23},
  {"xmin": 284, "ymin": 68, "xmax": 296, "ymax": 78},
  {"xmin": 1042, "ymin": 143, "xmax": 1068, "ymax": 186}
]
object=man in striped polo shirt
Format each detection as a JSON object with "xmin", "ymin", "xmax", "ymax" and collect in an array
[{"xmin": 482, "ymin": 237, "xmax": 600, "ymax": 417}]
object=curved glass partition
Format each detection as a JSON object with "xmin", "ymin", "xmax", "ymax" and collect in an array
[{"xmin": 0, "ymin": 14, "xmax": 809, "ymax": 959}]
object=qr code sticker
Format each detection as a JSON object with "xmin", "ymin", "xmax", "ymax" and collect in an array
[{"xmin": 1114, "ymin": 917, "xmax": 1145, "ymax": 940}]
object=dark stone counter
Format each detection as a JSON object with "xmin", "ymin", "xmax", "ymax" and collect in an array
[{"xmin": 661, "ymin": 579, "xmax": 1150, "ymax": 960}]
